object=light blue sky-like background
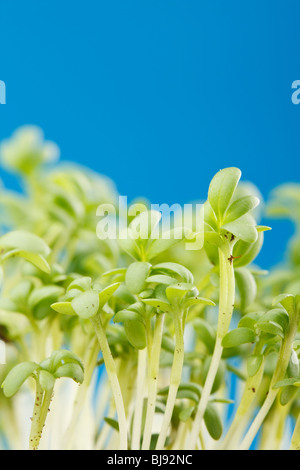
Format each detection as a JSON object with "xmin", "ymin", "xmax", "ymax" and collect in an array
[{"xmin": 0, "ymin": 1, "xmax": 300, "ymax": 268}]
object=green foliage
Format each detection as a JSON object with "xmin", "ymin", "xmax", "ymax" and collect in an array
[
  {"xmin": 2, "ymin": 349, "xmax": 84, "ymax": 397},
  {"xmin": 1, "ymin": 126, "xmax": 300, "ymax": 451}
]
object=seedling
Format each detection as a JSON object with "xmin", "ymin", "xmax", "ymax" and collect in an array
[
  {"xmin": 1, "ymin": 349, "xmax": 83, "ymax": 449},
  {"xmin": 1, "ymin": 126, "xmax": 300, "ymax": 451}
]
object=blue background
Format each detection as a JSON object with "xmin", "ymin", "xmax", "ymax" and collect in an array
[{"xmin": 0, "ymin": 0, "xmax": 300, "ymax": 269}]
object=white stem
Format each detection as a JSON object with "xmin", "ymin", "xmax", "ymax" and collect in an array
[
  {"xmin": 131, "ymin": 348, "xmax": 147, "ymax": 450},
  {"xmin": 91, "ymin": 314, "xmax": 128, "ymax": 450},
  {"xmin": 142, "ymin": 313, "xmax": 165, "ymax": 450},
  {"xmin": 155, "ymin": 314, "xmax": 184, "ymax": 450},
  {"xmin": 187, "ymin": 246, "xmax": 235, "ymax": 450}
]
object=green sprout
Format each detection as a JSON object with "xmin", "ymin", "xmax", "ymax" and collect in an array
[
  {"xmin": 1, "ymin": 126, "xmax": 300, "ymax": 451},
  {"xmin": 1, "ymin": 349, "xmax": 83, "ymax": 450}
]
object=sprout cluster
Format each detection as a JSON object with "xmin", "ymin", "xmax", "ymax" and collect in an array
[{"xmin": 0, "ymin": 126, "xmax": 299, "ymax": 451}]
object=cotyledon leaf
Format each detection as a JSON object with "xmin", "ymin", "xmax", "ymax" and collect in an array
[{"xmin": 2, "ymin": 362, "xmax": 39, "ymax": 397}]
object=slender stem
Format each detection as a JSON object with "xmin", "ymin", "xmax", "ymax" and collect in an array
[
  {"xmin": 29, "ymin": 378, "xmax": 54, "ymax": 450},
  {"xmin": 29, "ymin": 380, "xmax": 44, "ymax": 450},
  {"xmin": 259, "ymin": 397, "xmax": 291, "ymax": 450},
  {"xmin": 290, "ymin": 411, "xmax": 300, "ymax": 450},
  {"xmin": 142, "ymin": 313, "xmax": 165, "ymax": 450},
  {"xmin": 239, "ymin": 311, "xmax": 300, "ymax": 450},
  {"xmin": 155, "ymin": 313, "xmax": 184, "ymax": 450},
  {"xmin": 91, "ymin": 313, "xmax": 128, "ymax": 450},
  {"xmin": 219, "ymin": 357, "xmax": 265, "ymax": 450},
  {"xmin": 62, "ymin": 336, "xmax": 99, "ymax": 449},
  {"xmin": 131, "ymin": 347, "xmax": 147, "ymax": 450},
  {"xmin": 187, "ymin": 245, "xmax": 235, "ymax": 450}
]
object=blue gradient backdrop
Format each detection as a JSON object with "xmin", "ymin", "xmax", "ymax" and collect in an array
[{"xmin": 0, "ymin": 1, "xmax": 300, "ymax": 269}]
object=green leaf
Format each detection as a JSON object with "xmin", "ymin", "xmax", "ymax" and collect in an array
[
  {"xmin": 129, "ymin": 210, "xmax": 161, "ymax": 240},
  {"xmin": 247, "ymin": 354, "xmax": 264, "ymax": 377},
  {"xmin": 256, "ymin": 308, "xmax": 289, "ymax": 334},
  {"xmin": 272, "ymin": 294, "xmax": 295, "ymax": 316},
  {"xmin": 51, "ymin": 301, "xmax": 76, "ymax": 315},
  {"xmin": 28, "ymin": 286, "xmax": 65, "ymax": 310},
  {"xmin": 158, "ymin": 382, "xmax": 201, "ymax": 402},
  {"xmin": 222, "ymin": 214, "xmax": 258, "ymax": 243},
  {"xmin": 233, "ymin": 232, "xmax": 264, "ymax": 267},
  {"xmin": 67, "ymin": 277, "xmax": 92, "ymax": 292},
  {"xmin": 273, "ymin": 377, "xmax": 300, "ymax": 389},
  {"xmin": 1, "ymin": 249, "xmax": 51, "ymax": 273},
  {"xmin": 184, "ymin": 297, "xmax": 215, "ymax": 308},
  {"xmin": 117, "ymin": 233, "xmax": 141, "ymax": 260},
  {"xmin": 179, "ymin": 407, "xmax": 194, "ymax": 422},
  {"xmin": 151, "ymin": 262, "xmax": 194, "ymax": 283},
  {"xmin": 54, "ymin": 363, "xmax": 84, "ymax": 383},
  {"xmin": 256, "ymin": 321, "xmax": 284, "ymax": 338},
  {"xmin": 208, "ymin": 167, "xmax": 241, "ymax": 222},
  {"xmin": 256, "ymin": 225, "xmax": 272, "ymax": 232},
  {"xmin": 146, "ymin": 227, "xmax": 188, "ymax": 260},
  {"xmin": 102, "ymin": 267, "xmax": 127, "ymax": 282},
  {"xmin": 125, "ymin": 262, "xmax": 151, "ymax": 294},
  {"xmin": 204, "ymin": 403, "xmax": 223, "ymax": 440},
  {"xmin": 235, "ymin": 268, "xmax": 257, "ymax": 311},
  {"xmin": 222, "ymin": 327, "xmax": 256, "ymax": 348},
  {"xmin": 165, "ymin": 283, "xmax": 193, "ymax": 305},
  {"xmin": 124, "ymin": 320, "xmax": 147, "ymax": 350},
  {"xmin": 0, "ymin": 230, "xmax": 50, "ymax": 256},
  {"xmin": 193, "ymin": 318, "xmax": 216, "ymax": 354},
  {"xmin": 146, "ymin": 274, "xmax": 177, "ymax": 285},
  {"xmin": 104, "ymin": 417, "xmax": 119, "ymax": 432},
  {"xmin": 71, "ymin": 290, "xmax": 100, "ymax": 319},
  {"xmin": 224, "ymin": 195, "xmax": 260, "ymax": 225},
  {"xmin": 203, "ymin": 201, "xmax": 218, "ymax": 232},
  {"xmin": 279, "ymin": 385, "xmax": 298, "ymax": 406},
  {"xmin": 2, "ymin": 362, "xmax": 39, "ymax": 397},
  {"xmin": 98, "ymin": 283, "xmax": 121, "ymax": 308},
  {"xmin": 204, "ymin": 231, "xmax": 224, "ymax": 248},
  {"xmin": 49, "ymin": 349, "xmax": 84, "ymax": 373},
  {"xmin": 39, "ymin": 370, "xmax": 55, "ymax": 391},
  {"xmin": 142, "ymin": 298, "xmax": 171, "ymax": 313},
  {"xmin": 113, "ymin": 309, "xmax": 144, "ymax": 324},
  {"xmin": 238, "ymin": 311, "xmax": 262, "ymax": 330}
]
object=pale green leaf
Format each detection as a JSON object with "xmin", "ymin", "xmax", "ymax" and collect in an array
[
  {"xmin": 125, "ymin": 262, "xmax": 151, "ymax": 294},
  {"xmin": 2, "ymin": 362, "xmax": 39, "ymax": 397},
  {"xmin": 54, "ymin": 363, "xmax": 84, "ymax": 383},
  {"xmin": 99, "ymin": 283, "xmax": 121, "ymax": 308},
  {"xmin": 224, "ymin": 195, "xmax": 260, "ymax": 225},
  {"xmin": 39, "ymin": 370, "xmax": 55, "ymax": 391},
  {"xmin": 208, "ymin": 167, "xmax": 241, "ymax": 222},
  {"xmin": 124, "ymin": 320, "xmax": 147, "ymax": 350},
  {"xmin": 235, "ymin": 267, "xmax": 257, "ymax": 311},
  {"xmin": 51, "ymin": 301, "xmax": 76, "ymax": 315},
  {"xmin": 222, "ymin": 327, "xmax": 256, "ymax": 348},
  {"xmin": 71, "ymin": 290, "xmax": 100, "ymax": 319},
  {"xmin": 142, "ymin": 298, "xmax": 171, "ymax": 313},
  {"xmin": 222, "ymin": 213, "xmax": 258, "ymax": 243},
  {"xmin": 0, "ymin": 230, "xmax": 50, "ymax": 256},
  {"xmin": 151, "ymin": 262, "xmax": 194, "ymax": 283}
]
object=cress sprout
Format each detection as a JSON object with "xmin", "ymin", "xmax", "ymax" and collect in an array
[{"xmin": 1, "ymin": 126, "xmax": 300, "ymax": 451}]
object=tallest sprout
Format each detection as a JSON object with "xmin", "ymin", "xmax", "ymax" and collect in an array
[{"xmin": 188, "ymin": 167, "xmax": 269, "ymax": 449}]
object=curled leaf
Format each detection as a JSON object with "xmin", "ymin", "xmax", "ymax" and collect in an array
[{"xmin": 2, "ymin": 362, "xmax": 39, "ymax": 397}]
